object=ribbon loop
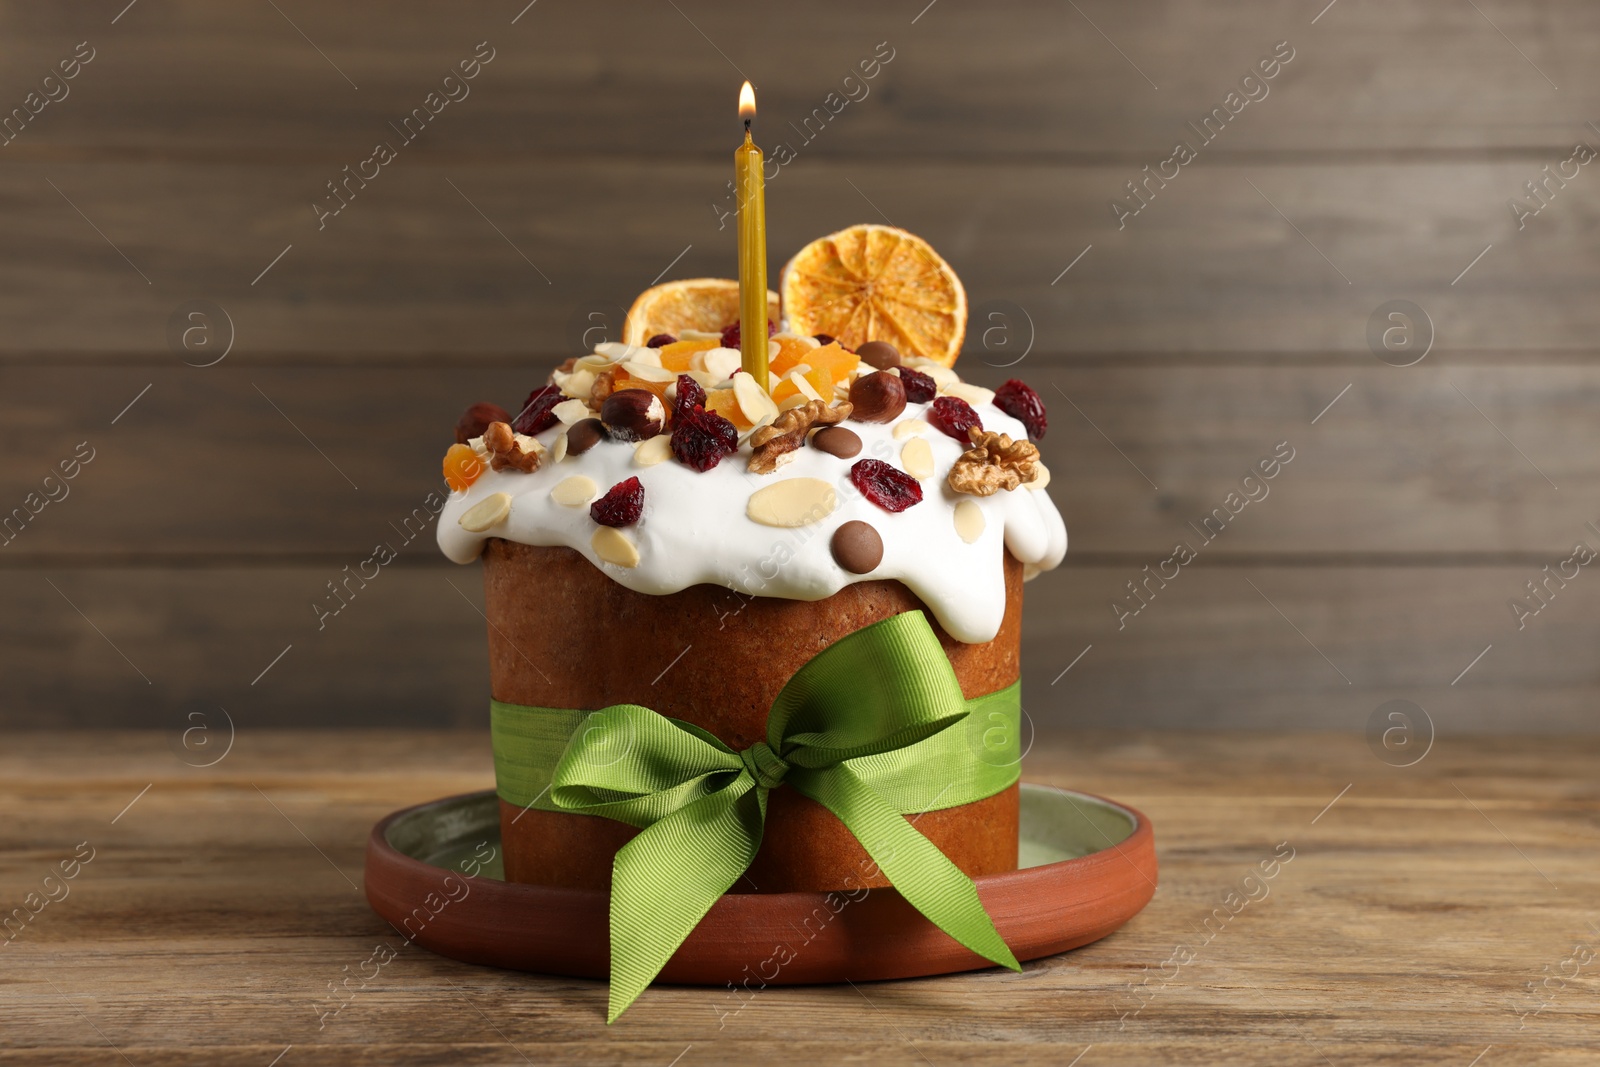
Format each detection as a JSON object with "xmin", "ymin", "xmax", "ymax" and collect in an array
[
  {"xmin": 738, "ymin": 740, "xmax": 789, "ymax": 790},
  {"xmin": 547, "ymin": 611, "xmax": 1021, "ymax": 1022}
]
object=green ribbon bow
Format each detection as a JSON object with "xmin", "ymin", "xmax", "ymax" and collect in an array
[{"xmin": 547, "ymin": 611, "xmax": 1021, "ymax": 1022}]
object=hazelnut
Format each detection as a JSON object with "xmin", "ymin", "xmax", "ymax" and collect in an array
[
  {"xmin": 455, "ymin": 401, "xmax": 511, "ymax": 444},
  {"xmin": 482, "ymin": 421, "xmax": 515, "ymax": 452},
  {"xmin": 600, "ymin": 389, "xmax": 665, "ymax": 442},
  {"xmin": 856, "ymin": 340, "xmax": 901, "ymax": 370},
  {"xmin": 847, "ymin": 371, "xmax": 907, "ymax": 424}
]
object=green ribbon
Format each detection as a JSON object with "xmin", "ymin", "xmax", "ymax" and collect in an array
[
  {"xmin": 491, "ymin": 684, "xmax": 1021, "ymax": 817},
  {"xmin": 493, "ymin": 612, "xmax": 1022, "ymax": 1022}
]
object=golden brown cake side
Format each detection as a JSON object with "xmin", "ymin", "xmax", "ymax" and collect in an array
[{"xmin": 485, "ymin": 539, "xmax": 1023, "ymax": 892}]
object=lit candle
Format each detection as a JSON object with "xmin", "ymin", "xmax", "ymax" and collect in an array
[{"xmin": 735, "ymin": 80, "xmax": 769, "ymax": 391}]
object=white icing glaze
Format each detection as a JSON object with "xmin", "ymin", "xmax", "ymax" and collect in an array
[{"xmin": 438, "ymin": 383, "xmax": 1067, "ymax": 644}]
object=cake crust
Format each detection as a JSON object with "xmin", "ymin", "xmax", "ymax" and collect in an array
[{"xmin": 486, "ymin": 539, "xmax": 1023, "ymax": 891}]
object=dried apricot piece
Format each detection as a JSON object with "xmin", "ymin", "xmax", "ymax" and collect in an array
[
  {"xmin": 769, "ymin": 336, "xmax": 818, "ymax": 379},
  {"xmin": 443, "ymin": 443, "xmax": 485, "ymax": 492},
  {"xmin": 658, "ymin": 337, "xmax": 719, "ymax": 373},
  {"xmin": 770, "ymin": 366, "xmax": 833, "ymax": 405},
  {"xmin": 805, "ymin": 342, "xmax": 861, "ymax": 387},
  {"xmin": 705, "ymin": 387, "xmax": 753, "ymax": 429}
]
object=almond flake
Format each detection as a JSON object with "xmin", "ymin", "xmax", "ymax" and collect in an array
[
  {"xmin": 591, "ymin": 526, "xmax": 640, "ymax": 568},
  {"xmin": 904, "ymin": 358, "xmax": 959, "ymax": 387},
  {"xmin": 901, "ymin": 437, "xmax": 935, "ymax": 480},
  {"xmin": 459, "ymin": 492, "xmax": 512, "ymax": 532},
  {"xmin": 1028, "ymin": 462, "xmax": 1052, "ymax": 491},
  {"xmin": 552, "ymin": 398, "xmax": 592, "ymax": 425},
  {"xmin": 746, "ymin": 478, "xmax": 838, "ymax": 528},
  {"xmin": 550, "ymin": 476, "xmax": 599, "ymax": 507},
  {"xmin": 703, "ymin": 347, "xmax": 743, "ymax": 382},
  {"xmin": 788, "ymin": 369, "xmax": 823, "ymax": 402},
  {"xmin": 595, "ymin": 342, "xmax": 644, "ymax": 362},
  {"xmin": 954, "ymin": 499, "xmax": 985, "ymax": 543},
  {"xmin": 551, "ymin": 432, "xmax": 570, "ymax": 464},
  {"xmin": 737, "ymin": 414, "xmax": 777, "ymax": 448},
  {"xmin": 633, "ymin": 435, "xmax": 673, "ymax": 467},
  {"xmin": 621, "ymin": 361, "xmax": 675, "ymax": 383},
  {"xmin": 679, "ymin": 329, "xmax": 721, "ymax": 341},
  {"xmin": 733, "ymin": 372, "xmax": 780, "ymax": 425},
  {"xmin": 940, "ymin": 381, "xmax": 996, "ymax": 406},
  {"xmin": 559, "ymin": 368, "xmax": 597, "ymax": 399},
  {"xmin": 893, "ymin": 419, "xmax": 931, "ymax": 440}
]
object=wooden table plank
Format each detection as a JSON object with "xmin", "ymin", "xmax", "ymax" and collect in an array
[
  {"xmin": 2, "ymin": 0, "xmax": 1597, "ymax": 161},
  {"xmin": 0, "ymin": 158, "xmax": 1595, "ymax": 357},
  {"xmin": 1, "ymin": 731, "xmax": 1595, "ymax": 1065}
]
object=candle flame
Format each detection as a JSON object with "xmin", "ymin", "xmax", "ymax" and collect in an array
[{"xmin": 738, "ymin": 81, "xmax": 756, "ymax": 121}]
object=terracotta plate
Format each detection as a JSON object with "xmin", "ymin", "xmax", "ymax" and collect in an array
[{"xmin": 364, "ymin": 783, "xmax": 1157, "ymax": 986}]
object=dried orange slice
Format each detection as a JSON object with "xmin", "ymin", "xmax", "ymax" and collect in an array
[
  {"xmin": 780, "ymin": 224, "xmax": 967, "ymax": 367},
  {"xmin": 623, "ymin": 278, "xmax": 779, "ymax": 347}
]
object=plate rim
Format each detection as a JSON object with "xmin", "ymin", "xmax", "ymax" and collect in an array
[{"xmin": 364, "ymin": 781, "xmax": 1158, "ymax": 987}]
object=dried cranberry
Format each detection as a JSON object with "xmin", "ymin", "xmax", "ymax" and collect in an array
[
  {"xmin": 928, "ymin": 396, "xmax": 982, "ymax": 442},
  {"xmin": 670, "ymin": 404, "xmax": 738, "ymax": 472},
  {"xmin": 850, "ymin": 459, "xmax": 923, "ymax": 513},
  {"xmin": 719, "ymin": 319, "xmax": 776, "ymax": 350},
  {"xmin": 591, "ymin": 476, "xmax": 645, "ymax": 527},
  {"xmin": 674, "ymin": 373, "xmax": 706, "ymax": 414},
  {"xmin": 994, "ymin": 379, "xmax": 1047, "ymax": 439},
  {"xmin": 511, "ymin": 384, "xmax": 563, "ymax": 435},
  {"xmin": 645, "ymin": 333, "xmax": 677, "ymax": 348},
  {"xmin": 813, "ymin": 333, "xmax": 836, "ymax": 346},
  {"xmin": 899, "ymin": 367, "xmax": 937, "ymax": 403}
]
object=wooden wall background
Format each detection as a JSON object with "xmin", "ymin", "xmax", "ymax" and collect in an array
[{"xmin": 3, "ymin": 0, "xmax": 1597, "ymax": 732}]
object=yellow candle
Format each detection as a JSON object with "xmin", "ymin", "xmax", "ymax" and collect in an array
[{"xmin": 735, "ymin": 81, "xmax": 768, "ymax": 391}]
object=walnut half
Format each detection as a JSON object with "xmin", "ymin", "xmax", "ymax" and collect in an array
[
  {"xmin": 947, "ymin": 427, "xmax": 1039, "ymax": 496},
  {"xmin": 747, "ymin": 400, "xmax": 853, "ymax": 474},
  {"xmin": 482, "ymin": 421, "xmax": 542, "ymax": 473},
  {"xmin": 589, "ymin": 368, "xmax": 618, "ymax": 408}
]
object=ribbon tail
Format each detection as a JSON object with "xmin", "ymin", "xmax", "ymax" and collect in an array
[
  {"xmin": 605, "ymin": 778, "xmax": 766, "ymax": 1023},
  {"xmin": 789, "ymin": 766, "xmax": 1020, "ymax": 973}
]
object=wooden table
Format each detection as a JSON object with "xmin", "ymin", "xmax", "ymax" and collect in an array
[{"xmin": 3, "ymin": 731, "xmax": 1596, "ymax": 1065}]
